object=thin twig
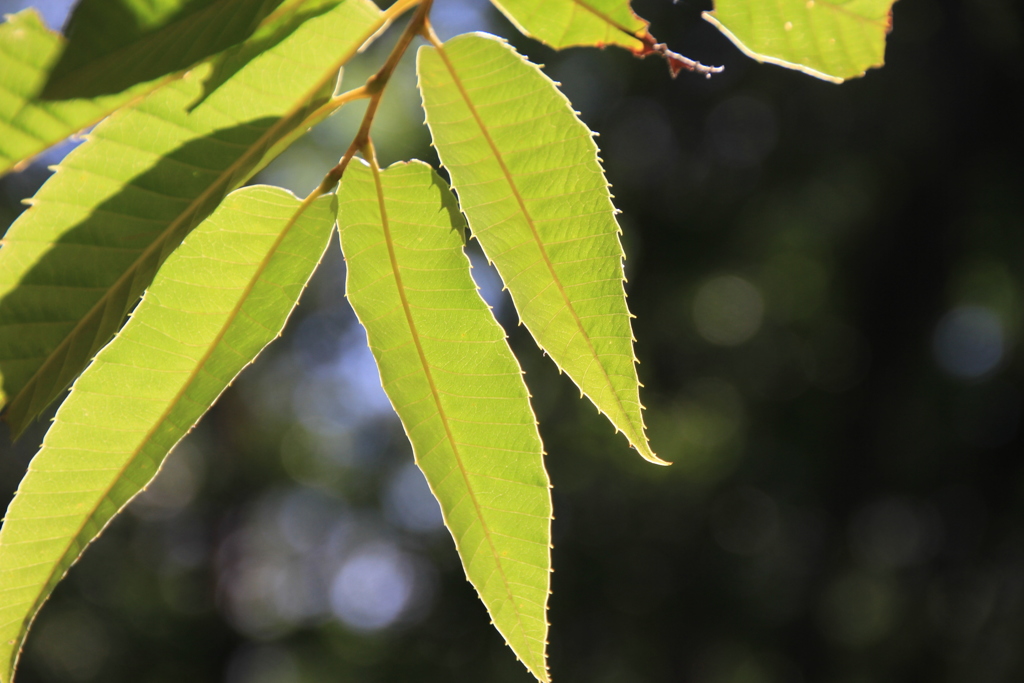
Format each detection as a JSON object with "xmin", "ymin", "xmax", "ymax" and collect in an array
[
  {"xmin": 638, "ymin": 36, "xmax": 724, "ymax": 79},
  {"xmin": 303, "ymin": 84, "xmax": 372, "ymax": 123},
  {"xmin": 312, "ymin": 0, "xmax": 434, "ymax": 197}
]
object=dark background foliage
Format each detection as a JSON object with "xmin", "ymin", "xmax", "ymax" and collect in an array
[{"xmin": 2, "ymin": 0, "xmax": 1024, "ymax": 681}]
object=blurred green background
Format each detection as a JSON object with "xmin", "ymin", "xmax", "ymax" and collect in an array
[{"xmin": 2, "ymin": 0, "xmax": 1024, "ymax": 681}]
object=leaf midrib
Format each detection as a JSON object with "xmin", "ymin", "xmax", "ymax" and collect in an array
[
  {"xmin": 367, "ymin": 157, "xmax": 547, "ymax": 680},
  {"xmin": 431, "ymin": 39, "xmax": 646, "ymax": 458},
  {"xmin": 5, "ymin": 7, "xmax": 389, "ymax": 434},
  {"xmin": 1, "ymin": 190, "xmax": 321, "ymax": 679}
]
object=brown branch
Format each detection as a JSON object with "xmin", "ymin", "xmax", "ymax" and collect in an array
[
  {"xmin": 313, "ymin": 0, "xmax": 433, "ymax": 196},
  {"xmin": 637, "ymin": 34, "xmax": 724, "ymax": 79}
]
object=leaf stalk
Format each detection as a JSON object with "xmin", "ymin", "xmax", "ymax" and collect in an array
[{"xmin": 315, "ymin": 0, "xmax": 433, "ymax": 195}]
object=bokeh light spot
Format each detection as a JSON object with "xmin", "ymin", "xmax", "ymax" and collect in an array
[
  {"xmin": 693, "ymin": 275, "xmax": 765, "ymax": 346},
  {"xmin": 330, "ymin": 542, "xmax": 416, "ymax": 631},
  {"xmin": 650, "ymin": 378, "xmax": 746, "ymax": 484},
  {"xmin": 933, "ymin": 306, "xmax": 1005, "ymax": 378}
]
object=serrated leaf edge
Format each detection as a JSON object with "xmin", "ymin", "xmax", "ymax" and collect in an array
[
  {"xmin": 357, "ymin": 156, "xmax": 552, "ymax": 681},
  {"xmin": 3, "ymin": 2, "xmax": 390, "ymax": 436},
  {"xmin": 418, "ymin": 33, "xmax": 665, "ymax": 465},
  {"xmin": 0, "ymin": 9, "xmax": 179, "ymax": 176},
  {"xmin": 0, "ymin": 187, "xmax": 332, "ymax": 683}
]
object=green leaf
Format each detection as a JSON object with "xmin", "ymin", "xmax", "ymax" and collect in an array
[
  {"xmin": 417, "ymin": 33, "xmax": 664, "ymax": 465},
  {"xmin": 185, "ymin": 0, "xmax": 349, "ymax": 112},
  {"xmin": 703, "ymin": 0, "xmax": 895, "ymax": 82},
  {"xmin": 337, "ymin": 158, "xmax": 552, "ymax": 682},
  {"xmin": 41, "ymin": 0, "xmax": 287, "ymax": 99},
  {"xmin": 486, "ymin": 0, "xmax": 723, "ymax": 78},
  {"xmin": 0, "ymin": 0, "xmax": 383, "ymax": 436},
  {"xmin": 487, "ymin": 0, "xmax": 648, "ymax": 51},
  {"xmin": 0, "ymin": 185, "xmax": 334, "ymax": 683},
  {"xmin": 0, "ymin": 1, "xmax": 334, "ymax": 177},
  {"xmin": 0, "ymin": 9, "xmax": 164, "ymax": 176}
]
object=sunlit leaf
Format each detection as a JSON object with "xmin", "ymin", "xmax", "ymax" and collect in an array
[
  {"xmin": 0, "ymin": 185, "xmax": 334, "ymax": 683},
  {"xmin": 41, "ymin": 0, "xmax": 286, "ymax": 98},
  {"xmin": 0, "ymin": 0, "xmax": 383, "ymax": 436},
  {"xmin": 0, "ymin": 9, "xmax": 162, "ymax": 176},
  {"xmin": 703, "ymin": 0, "xmax": 895, "ymax": 82},
  {"xmin": 417, "ymin": 33, "xmax": 662, "ymax": 464},
  {"xmin": 488, "ymin": 0, "xmax": 647, "ymax": 51},
  {"xmin": 337, "ymin": 158, "xmax": 552, "ymax": 681},
  {"xmin": 486, "ymin": 0, "xmax": 721, "ymax": 78},
  {"xmin": 0, "ymin": 1, "xmax": 341, "ymax": 177}
]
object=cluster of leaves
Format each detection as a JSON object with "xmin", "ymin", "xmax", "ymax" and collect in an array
[{"xmin": 0, "ymin": 0, "xmax": 894, "ymax": 681}]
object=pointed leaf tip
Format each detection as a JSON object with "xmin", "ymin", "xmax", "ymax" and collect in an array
[
  {"xmin": 337, "ymin": 159, "xmax": 552, "ymax": 682},
  {"xmin": 417, "ymin": 32, "xmax": 655, "ymax": 462}
]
